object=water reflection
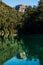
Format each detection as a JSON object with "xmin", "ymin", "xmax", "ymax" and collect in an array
[{"xmin": 3, "ymin": 57, "xmax": 40, "ymax": 65}]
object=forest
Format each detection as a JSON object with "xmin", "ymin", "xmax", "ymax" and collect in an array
[{"xmin": 0, "ymin": 1, "xmax": 43, "ymax": 65}]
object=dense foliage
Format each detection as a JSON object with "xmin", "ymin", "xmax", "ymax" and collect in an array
[
  {"xmin": 0, "ymin": 2, "xmax": 23, "ymax": 65},
  {"xmin": 19, "ymin": 1, "xmax": 43, "ymax": 34},
  {"xmin": 0, "ymin": 1, "xmax": 43, "ymax": 65}
]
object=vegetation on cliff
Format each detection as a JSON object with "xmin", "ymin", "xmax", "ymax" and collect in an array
[{"xmin": 0, "ymin": 1, "xmax": 43, "ymax": 65}]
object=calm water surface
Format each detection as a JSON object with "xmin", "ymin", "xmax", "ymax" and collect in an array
[
  {"xmin": 3, "ymin": 57, "xmax": 40, "ymax": 65},
  {"xmin": 3, "ymin": 34, "xmax": 42, "ymax": 65}
]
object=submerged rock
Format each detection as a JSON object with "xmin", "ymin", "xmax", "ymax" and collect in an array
[{"xmin": 17, "ymin": 52, "xmax": 27, "ymax": 59}]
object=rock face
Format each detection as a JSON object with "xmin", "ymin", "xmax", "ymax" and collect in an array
[{"xmin": 15, "ymin": 4, "xmax": 26, "ymax": 12}]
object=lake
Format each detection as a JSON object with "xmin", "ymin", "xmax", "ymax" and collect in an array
[
  {"xmin": 2, "ymin": 34, "xmax": 43, "ymax": 65},
  {"xmin": 3, "ymin": 57, "xmax": 40, "ymax": 65}
]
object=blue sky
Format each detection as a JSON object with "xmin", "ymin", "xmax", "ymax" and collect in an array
[{"xmin": 3, "ymin": 0, "xmax": 40, "ymax": 7}]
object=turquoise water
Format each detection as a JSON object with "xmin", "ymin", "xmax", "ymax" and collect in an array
[{"xmin": 3, "ymin": 57, "xmax": 40, "ymax": 65}]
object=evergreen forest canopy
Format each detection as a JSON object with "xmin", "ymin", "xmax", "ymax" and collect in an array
[{"xmin": 0, "ymin": 1, "xmax": 43, "ymax": 65}]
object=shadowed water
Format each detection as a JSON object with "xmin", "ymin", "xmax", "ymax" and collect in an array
[{"xmin": 3, "ymin": 57, "xmax": 40, "ymax": 65}]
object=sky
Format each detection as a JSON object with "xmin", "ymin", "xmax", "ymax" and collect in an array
[{"xmin": 2, "ymin": 0, "xmax": 40, "ymax": 7}]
